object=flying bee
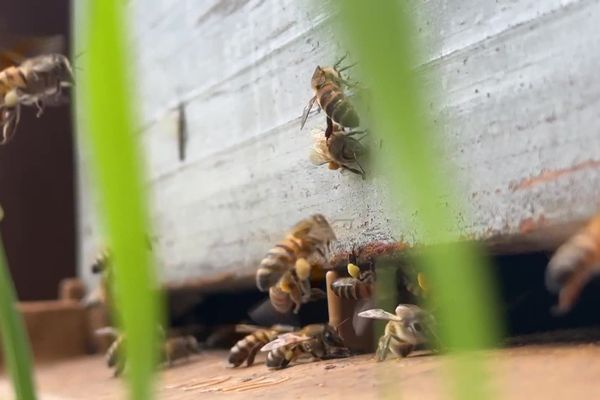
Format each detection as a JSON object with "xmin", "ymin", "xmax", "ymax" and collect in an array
[
  {"xmin": 256, "ymin": 215, "xmax": 335, "ymax": 314},
  {"xmin": 358, "ymin": 304, "xmax": 435, "ymax": 361},
  {"xmin": 260, "ymin": 323, "xmax": 349, "ymax": 369},
  {"xmin": 331, "ymin": 253, "xmax": 375, "ymax": 300},
  {"xmin": 546, "ymin": 213, "xmax": 600, "ymax": 314},
  {"xmin": 301, "ymin": 55, "xmax": 360, "ymax": 137},
  {"xmin": 310, "ymin": 127, "xmax": 367, "ymax": 179},
  {"xmin": 228, "ymin": 324, "xmax": 295, "ymax": 367},
  {"xmin": 0, "ymin": 53, "xmax": 73, "ymax": 144},
  {"xmin": 96, "ymin": 327, "xmax": 200, "ymax": 377}
]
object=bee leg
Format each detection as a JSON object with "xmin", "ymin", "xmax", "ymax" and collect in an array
[
  {"xmin": 334, "ymin": 53, "xmax": 349, "ymax": 69},
  {"xmin": 0, "ymin": 105, "xmax": 19, "ymax": 144},
  {"xmin": 396, "ymin": 343, "xmax": 415, "ymax": 358},
  {"xmin": 34, "ymin": 100, "xmax": 45, "ymax": 118},
  {"xmin": 245, "ymin": 342, "xmax": 263, "ymax": 367},
  {"xmin": 325, "ymin": 116, "xmax": 334, "ymax": 138},
  {"xmin": 376, "ymin": 334, "xmax": 391, "ymax": 362}
]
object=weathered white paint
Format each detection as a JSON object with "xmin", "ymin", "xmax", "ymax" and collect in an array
[{"xmin": 76, "ymin": 0, "xmax": 600, "ymax": 285}]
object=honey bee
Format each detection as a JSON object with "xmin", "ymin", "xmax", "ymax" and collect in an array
[
  {"xmin": 83, "ymin": 247, "xmax": 112, "ymax": 308},
  {"xmin": 256, "ymin": 214, "xmax": 336, "ymax": 312},
  {"xmin": 545, "ymin": 213, "xmax": 600, "ymax": 314},
  {"xmin": 228, "ymin": 324, "xmax": 295, "ymax": 367},
  {"xmin": 358, "ymin": 304, "xmax": 435, "ymax": 361},
  {"xmin": 301, "ymin": 55, "xmax": 360, "ymax": 137},
  {"xmin": 260, "ymin": 323, "xmax": 349, "ymax": 369},
  {"xmin": 310, "ymin": 127, "xmax": 367, "ymax": 179},
  {"xmin": 96, "ymin": 327, "xmax": 200, "ymax": 377},
  {"xmin": 268, "ymin": 259, "xmax": 327, "ymax": 314},
  {"xmin": 331, "ymin": 254, "xmax": 375, "ymax": 299},
  {"xmin": 0, "ymin": 53, "xmax": 73, "ymax": 143}
]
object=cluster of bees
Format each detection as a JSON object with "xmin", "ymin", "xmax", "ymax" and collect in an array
[
  {"xmin": 301, "ymin": 55, "xmax": 369, "ymax": 179},
  {"xmin": 6, "ymin": 36, "xmax": 598, "ymax": 378},
  {"xmin": 0, "ymin": 35, "xmax": 73, "ymax": 144}
]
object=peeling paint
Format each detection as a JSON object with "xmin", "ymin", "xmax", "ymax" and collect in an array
[{"xmin": 510, "ymin": 160, "xmax": 600, "ymax": 192}]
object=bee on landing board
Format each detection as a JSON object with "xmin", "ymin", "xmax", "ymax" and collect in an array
[
  {"xmin": 358, "ymin": 304, "xmax": 435, "ymax": 361},
  {"xmin": 260, "ymin": 323, "xmax": 350, "ymax": 369},
  {"xmin": 256, "ymin": 214, "xmax": 336, "ymax": 314},
  {"xmin": 0, "ymin": 53, "xmax": 73, "ymax": 143},
  {"xmin": 96, "ymin": 327, "xmax": 200, "ymax": 377},
  {"xmin": 301, "ymin": 55, "xmax": 360, "ymax": 137},
  {"xmin": 310, "ymin": 126, "xmax": 367, "ymax": 179},
  {"xmin": 546, "ymin": 213, "xmax": 600, "ymax": 314},
  {"xmin": 228, "ymin": 324, "xmax": 295, "ymax": 367}
]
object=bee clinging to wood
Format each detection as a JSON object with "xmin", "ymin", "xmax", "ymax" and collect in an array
[
  {"xmin": 0, "ymin": 53, "xmax": 73, "ymax": 144},
  {"xmin": 301, "ymin": 55, "xmax": 360, "ymax": 137},
  {"xmin": 83, "ymin": 246, "xmax": 112, "ymax": 308},
  {"xmin": 256, "ymin": 214, "xmax": 336, "ymax": 314},
  {"xmin": 228, "ymin": 324, "xmax": 295, "ymax": 367},
  {"xmin": 96, "ymin": 327, "xmax": 201, "ymax": 377},
  {"xmin": 546, "ymin": 213, "xmax": 600, "ymax": 314},
  {"xmin": 358, "ymin": 304, "xmax": 435, "ymax": 361},
  {"xmin": 260, "ymin": 324, "xmax": 349, "ymax": 369},
  {"xmin": 330, "ymin": 252, "xmax": 375, "ymax": 299},
  {"xmin": 310, "ymin": 126, "xmax": 367, "ymax": 179}
]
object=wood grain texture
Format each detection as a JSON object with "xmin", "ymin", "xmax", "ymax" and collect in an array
[{"xmin": 75, "ymin": 0, "xmax": 600, "ymax": 284}]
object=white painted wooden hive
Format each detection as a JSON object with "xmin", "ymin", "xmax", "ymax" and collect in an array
[{"xmin": 76, "ymin": 0, "xmax": 600, "ymax": 286}]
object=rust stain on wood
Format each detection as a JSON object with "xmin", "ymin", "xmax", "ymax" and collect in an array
[{"xmin": 510, "ymin": 159, "xmax": 600, "ymax": 191}]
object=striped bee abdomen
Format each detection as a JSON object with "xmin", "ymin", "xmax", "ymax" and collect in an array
[
  {"xmin": 256, "ymin": 242, "xmax": 298, "ymax": 292},
  {"xmin": 331, "ymin": 271, "xmax": 375, "ymax": 300},
  {"xmin": 228, "ymin": 329, "xmax": 276, "ymax": 367},
  {"xmin": 266, "ymin": 345, "xmax": 304, "ymax": 369},
  {"xmin": 317, "ymin": 84, "xmax": 359, "ymax": 128}
]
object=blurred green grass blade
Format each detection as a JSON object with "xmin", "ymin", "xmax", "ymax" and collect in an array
[
  {"xmin": 0, "ymin": 238, "xmax": 36, "ymax": 400},
  {"xmin": 82, "ymin": 1, "xmax": 160, "ymax": 399},
  {"xmin": 338, "ymin": 1, "xmax": 501, "ymax": 399}
]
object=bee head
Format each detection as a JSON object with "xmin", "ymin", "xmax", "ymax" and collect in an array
[{"xmin": 322, "ymin": 324, "xmax": 345, "ymax": 348}]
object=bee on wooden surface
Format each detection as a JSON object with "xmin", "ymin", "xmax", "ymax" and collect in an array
[
  {"xmin": 546, "ymin": 214, "xmax": 600, "ymax": 314},
  {"xmin": 260, "ymin": 323, "xmax": 349, "ymax": 369},
  {"xmin": 301, "ymin": 55, "xmax": 360, "ymax": 137},
  {"xmin": 331, "ymin": 254, "xmax": 375, "ymax": 300},
  {"xmin": 358, "ymin": 304, "xmax": 435, "ymax": 361},
  {"xmin": 228, "ymin": 324, "xmax": 295, "ymax": 367},
  {"xmin": 96, "ymin": 327, "xmax": 200, "ymax": 377},
  {"xmin": 310, "ymin": 127, "xmax": 367, "ymax": 179},
  {"xmin": 255, "ymin": 214, "xmax": 336, "ymax": 298}
]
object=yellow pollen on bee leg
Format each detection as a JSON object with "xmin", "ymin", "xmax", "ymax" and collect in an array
[
  {"xmin": 295, "ymin": 258, "xmax": 311, "ymax": 280},
  {"xmin": 328, "ymin": 162, "xmax": 340, "ymax": 170},
  {"xmin": 4, "ymin": 90, "xmax": 18, "ymax": 107},
  {"xmin": 417, "ymin": 272, "xmax": 428, "ymax": 292},
  {"xmin": 347, "ymin": 263, "xmax": 360, "ymax": 279}
]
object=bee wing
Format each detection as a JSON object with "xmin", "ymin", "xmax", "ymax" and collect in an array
[
  {"xmin": 300, "ymin": 96, "xmax": 317, "ymax": 130},
  {"xmin": 0, "ymin": 34, "xmax": 65, "ymax": 69},
  {"xmin": 260, "ymin": 333, "xmax": 310, "ymax": 352},
  {"xmin": 271, "ymin": 324, "xmax": 297, "ymax": 333},
  {"xmin": 357, "ymin": 309, "xmax": 402, "ymax": 322}
]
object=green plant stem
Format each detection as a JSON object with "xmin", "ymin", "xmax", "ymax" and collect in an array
[
  {"xmin": 83, "ymin": 1, "xmax": 160, "ymax": 399},
  {"xmin": 0, "ymin": 237, "xmax": 36, "ymax": 400}
]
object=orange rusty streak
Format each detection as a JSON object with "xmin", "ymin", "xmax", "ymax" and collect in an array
[{"xmin": 510, "ymin": 159, "xmax": 600, "ymax": 191}]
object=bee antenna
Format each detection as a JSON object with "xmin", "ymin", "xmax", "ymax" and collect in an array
[{"xmin": 334, "ymin": 317, "xmax": 351, "ymax": 332}]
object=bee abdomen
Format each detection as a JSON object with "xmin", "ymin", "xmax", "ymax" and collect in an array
[
  {"xmin": 256, "ymin": 244, "xmax": 296, "ymax": 291},
  {"xmin": 266, "ymin": 346, "xmax": 299, "ymax": 369},
  {"xmin": 317, "ymin": 85, "xmax": 359, "ymax": 128},
  {"xmin": 269, "ymin": 285, "xmax": 293, "ymax": 313},
  {"xmin": 331, "ymin": 277, "xmax": 373, "ymax": 299}
]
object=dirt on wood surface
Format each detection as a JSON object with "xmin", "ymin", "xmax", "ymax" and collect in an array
[{"xmin": 1, "ymin": 342, "xmax": 600, "ymax": 400}]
